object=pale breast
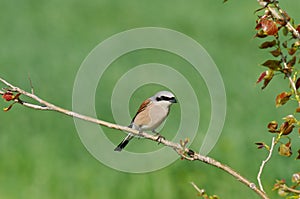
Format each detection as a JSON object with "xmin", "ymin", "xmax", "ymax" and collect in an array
[
  {"xmin": 147, "ymin": 104, "xmax": 169, "ymax": 130},
  {"xmin": 132, "ymin": 102, "xmax": 170, "ymax": 131}
]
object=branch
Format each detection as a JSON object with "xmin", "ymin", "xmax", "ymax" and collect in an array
[
  {"xmin": 257, "ymin": 0, "xmax": 300, "ymax": 40},
  {"xmin": 0, "ymin": 77, "xmax": 269, "ymax": 199},
  {"xmin": 275, "ymin": 37, "xmax": 300, "ymax": 106},
  {"xmin": 257, "ymin": 137, "xmax": 276, "ymax": 192},
  {"xmin": 281, "ymin": 185, "xmax": 300, "ymax": 195},
  {"xmin": 271, "ymin": 3, "xmax": 300, "ymax": 40}
]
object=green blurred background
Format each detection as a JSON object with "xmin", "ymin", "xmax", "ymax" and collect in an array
[{"xmin": 1, "ymin": 0, "xmax": 300, "ymax": 198}]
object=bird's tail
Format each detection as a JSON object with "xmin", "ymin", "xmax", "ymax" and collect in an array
[{"xmin": 114, "ymin": 133, "xmax": 134, "ymax": 152}]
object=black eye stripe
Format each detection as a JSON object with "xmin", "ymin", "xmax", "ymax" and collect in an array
[{"xmin": 156, "ymin": 96, "xmax": 175, "ymax": 101}]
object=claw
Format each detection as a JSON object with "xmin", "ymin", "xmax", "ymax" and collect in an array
[{"xmin": 155, "ymin": 134, "xmax": 165, "ymax": 144}]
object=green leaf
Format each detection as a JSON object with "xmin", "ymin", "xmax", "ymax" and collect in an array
[
  {"xmin": 255, "ymin": 30, "xmax": 268, "ymax": 38},
  {"xmin": 267, "ymin": 120, "xmax": 278, "ymax": 133},
  {"xmin": 278, "ymin": 141, "xmax": 292, "ymax": 157},
  {"xmin": 297, "ymin": 150, "xmax": 300, "ymax": 160},
  {"xmin": 270, "ymin": 48, "xmax": 281, "ymax": 57},
  {"xmin": 288, "ymin": 47, "xmax": 297, "ymax": 56},
  {"xmin": 275, "ymin": 92, "xmax": 292, "ymax": 107},
  {"xmin": 262, "ymin": 60, "xmax": 282, "ymax": 71},
  {"xmin": 287, "ymin": 56, "xmax": 296, "ymax": 67},
  {"xmin": 282, "ymin": 26, "xmax": 289, "ymax": 36},
  {"xmin": 296, "ymin": 78, "xmax": 300, "ymax": 90},
  {"xmin": 261, "ymin": 70, "xmax": 274, "ymax": 89},
  {"xmin": 259, "ymin": 40, "xmax": 277, "ymax": 49},
  {"xmin": 282, "ymin": 41, "xmax": 288, "ymax": 48}
]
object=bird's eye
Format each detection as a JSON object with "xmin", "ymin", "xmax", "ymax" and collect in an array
[
  {"xmin": 162, "ymin": 96, "xmax": 171, "ymax": 101},
  {"xmin": 156, "ymin": 97, "xmax": 162, "ymax": 101}
]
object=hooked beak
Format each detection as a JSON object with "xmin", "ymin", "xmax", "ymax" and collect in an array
[{"xmin": 170, "ymin": 98, "xmax": 177, "ymax": 103}]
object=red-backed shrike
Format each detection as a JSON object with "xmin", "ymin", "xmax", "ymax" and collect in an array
[{"xmin": 114, "ymin": 91, "xmax": 177, "ymax": 152}]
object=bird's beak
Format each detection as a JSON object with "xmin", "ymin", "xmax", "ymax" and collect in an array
[{"xmin": 171, "ymin": 98, "xmax": 177, "ymax": 103}]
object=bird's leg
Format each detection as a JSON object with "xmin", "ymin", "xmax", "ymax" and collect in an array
[
  {"xmin": 152, "ymin": 130, "xmax": 158, "ymax": 134},
  {"xmin": 152, "ymin": 130, "xmax": 165, "ymax": 144},
  {"xmin": 137, "ymin": 130, "xmax": 143, "ymax": 139}
]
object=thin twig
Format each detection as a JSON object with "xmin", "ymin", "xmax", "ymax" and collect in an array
[
  {"xmin": 190, "ymin": 182, "xmax": 205, "ymax": 196},
  {"xmin": 257, "ymin": 137, "xmax": 276, "ymax": 192},
  {"xmin": 276, "ymin": 38, "xmax": 300, "ymax": 106},
  {"xmin": 281, "ymin": 185, "xmax": 300, "ymax": 194},
  {"xmin": 0, "ymin": 77, "xmax": 269, "ymax": 199},
  {"xmin": 28, "ymin": 73, "xmax": 34, "ymax": 94}
]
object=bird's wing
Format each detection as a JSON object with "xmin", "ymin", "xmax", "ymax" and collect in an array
[{"xmin": 130, "ymin": 98, "xmax": 151, "ymax": 124}]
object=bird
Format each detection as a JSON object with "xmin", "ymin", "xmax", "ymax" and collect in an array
[{"xmin": 114, "ymin": 91, "xmax": 177, "ymax": 152}]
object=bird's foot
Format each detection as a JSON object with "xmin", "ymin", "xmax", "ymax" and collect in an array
[{"xmin": 155, "ymin": 133, "xmax": 165, "ymax": 144}]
